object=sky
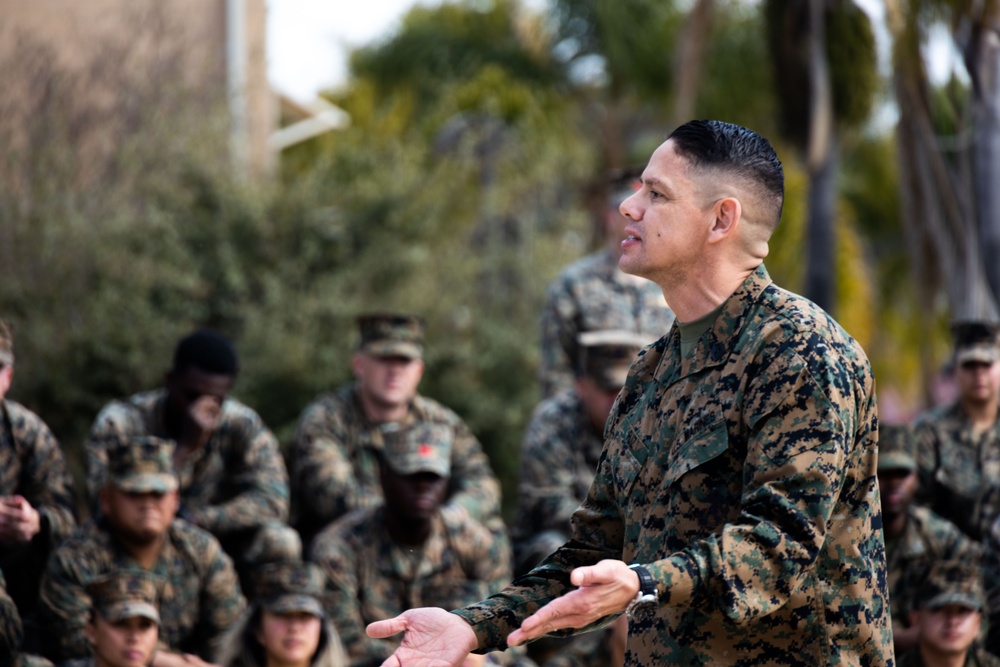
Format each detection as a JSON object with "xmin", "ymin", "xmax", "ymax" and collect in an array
[{"xmin": 266, "ymin": 0, "xmax": 439, "ymax": 102}]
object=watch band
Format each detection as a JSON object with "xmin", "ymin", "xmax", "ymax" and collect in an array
[{"xmin": 626, "ymin": 564, "xmax": 659, "ymax": 620}]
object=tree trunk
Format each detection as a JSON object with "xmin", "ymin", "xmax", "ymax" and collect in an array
[
  {"xmin": 670, "ymin": 0, "xmax": 715, "ymax": 128},
  {"xmin": 971, "ymin": 25, "xmax": 1000, "ymax": 304}
]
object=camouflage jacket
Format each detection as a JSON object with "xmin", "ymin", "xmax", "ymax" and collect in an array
[
  {"xmin": 913, "ymin": 402, "xmax": 1000, "ymax": 542},
  {"xmin": 0, "ymin": 569, "xmax": 22, "ymax": 667},
  {"xmin": 538, "ymin": 248, "xmax": 674, "ymax": 398},
  {"xmin": 897, "ymin": 646, "xmax": 1000, "ymax": 667},
  {"xmin": 0, "ymin": 400, "xmax": 76, "ymax": 550},
  {"xmin": 513, "ymin": 389, "xmax": 603, "ymax": 545},
  {"xmin": 85, "ymin": 390, "xmax": 289, "ymax": 536},
  {"xmin": 456, "ymin": 265, "xmax": 893, "ymax": 666},
  {"xmin": 886, "ymin": 505, "xmax": 981, "ymax": 628},
  {"xmin": 289, "ymin": 386, "xmax": 501, "ymax": 546},
  {"xmin": 38, "ymin": 517, "xmax": 246, "ymax": 662},
  {"xmin": 310, "ymin": 505, "xmax": 510, "ymax": 667}
]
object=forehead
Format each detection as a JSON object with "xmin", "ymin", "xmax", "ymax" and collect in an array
[{"xmin": 642, "ymin": 141, "xmax": 697, "ymax": 189}]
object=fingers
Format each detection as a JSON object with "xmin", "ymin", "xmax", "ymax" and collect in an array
[{"xmin": 367, "ymin": 616, "xmax": 407, "ymax": 639}]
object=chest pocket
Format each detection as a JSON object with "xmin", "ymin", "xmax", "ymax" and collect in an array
[{"xmin": 660, "ymin": 417, "xmax": 730, "ymax": 491}]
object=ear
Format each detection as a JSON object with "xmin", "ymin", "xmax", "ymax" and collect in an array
[
  {"xmin": 85, "ymin": 618, "xmax": 97, "ymax": 647},
  {"xmin": 99, "ymin": 487, "xmax": 112, "ymax": 517},
  {"xmin": 707, "ymin": 197, "xmax": 741, "ymax": 243},
  {"xmin": 351, "ymin": 352, "xmax": 365, "ymax": 379},
  {"xmin": 0, "ymin": 365, "xmax": 12, "ymax": 397}
]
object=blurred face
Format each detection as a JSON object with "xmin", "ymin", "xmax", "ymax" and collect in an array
[
  {"xmin": 256, "ymin": 610, "xmax": 322, "ymax": 667},
  {"xmin": 911, "ymin": 604, "xmax": 981, "ymax": 657},
  {"xmin": 575, "ymin": 376, "xmax": 622, "ymax": 435},
  {"xmin": 101, "ymin": 487, "xmax": 178, "ymax": 544},
  {"xmin": 956, "ymin": 359, "xmax": 1000, "ymax": 406},
  {"xmin": 86, "ymin": 615, "xmax": 158, "ymax": 667},
  {"xmin": 618, "ymin": 141, "xmax": 715, "ymax": 286},
  {"xmin": 165, "ymin": 366, "xmax": 234, "ymax": 421},
  {"xmin": 382, "ymin": 469, "xmax": 448, "ymax": 521},
  {"xmin": 0, "ymin": 364, "xmax": 11, "ymax": 401},
  {"xmin": 877, "ymin": 468, "xmax": 917, "ymax": 518},
  {"xmin": 352, "ymin": 352, "xmax": 424, "ymax": 412}
]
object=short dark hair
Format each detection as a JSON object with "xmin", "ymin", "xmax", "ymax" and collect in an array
[
  {"xmin": 668, "ymin": 120, "xmax": 784, "ymax": 226},
  {"xmin": 171, "ymin": 329, "xmax": 239, "ymax": 377}
]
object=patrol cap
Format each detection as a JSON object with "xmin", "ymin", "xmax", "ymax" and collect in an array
[
  {"xmin": 252, "ymin": 562, "xmax": 326, "ymax": 618},
  {"xmin": 915, "ymin": 560, "xmax": 985, "ymax": 611},
  {"xmin": 952, "ymin": 321, "xmax": 1000, "ymax": 366},
  {"xmin": 381, "ymin": 422, "xmax": 451, "ymax": 477},
  {"xmin": 106, "ymin": 435, "xmax": 179, "ymax": 493},
  {"xmin": 86, "ymin": 570, "xmax": 161, "ymax": 624},
  {"xmin": 577, "ymin": 330, "xmax": 651, "ymax": 390},
  {"xmin": 357, "ymin": 314, "xmax": 425, "ymax": 360},
  {"xmin": 877, "ymin": 424, "xmax": 916, "ymax": 473},
  {"xmin": 0, "ymin": 319, "xmax": 12, "ymax": 366}
]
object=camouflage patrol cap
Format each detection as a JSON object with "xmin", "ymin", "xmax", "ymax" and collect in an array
[
  {"xmin": 877, "ymin": 424, "xmax": 916, "ymax": 472},
  {"xmin": 86, "ymin": 570, "xmax": 161, "ymax": 624},
  {"xmin": 357, "ymin": 313, "xmax": 425, "ymax": 360},
  {"xmin": 106, "ymin": 435, "xmax": 179, "ymax": 493},
  {"xmin": 252, "ymin": 561, "xmax": 326, "ymax": 618},
  {"xmin": 916, "ymin": 560, "xmax": 985, "ymax": 611},
  {"xmin": 381, "ymin": 422, "xmax": 451, "ymax": 477},
  {"xmin": 952, "ymin": 321, "xmax": 1000, "ymax": 365},
  {"xmin": 0, "ymin": 319, "xmax": 12, "ymax": 366},
  {"xmin": 577, "ymin": 329, "xmax": 651, "ymax": 390}
]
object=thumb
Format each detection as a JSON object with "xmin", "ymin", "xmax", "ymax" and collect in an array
[{"xmin": 367, "ymin": 615, "xmax": 408, "ymax": 639}]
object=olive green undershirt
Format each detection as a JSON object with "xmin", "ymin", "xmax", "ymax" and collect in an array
[{"xmin": 678, "ymin": 300, "xmax": 728, "ymax": 357}]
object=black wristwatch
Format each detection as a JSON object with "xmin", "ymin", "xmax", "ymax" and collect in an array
[{"xmin": 626, "ymin": 563, "xmax": 659, "ymax": 621}]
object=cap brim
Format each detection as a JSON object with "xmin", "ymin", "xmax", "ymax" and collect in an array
[
  {"xmin": 265, "ymin": 595, "xmax": 326, "ymax": 618},
  {"xmin": 926, "ymin": 592, "xmax": 982, "ymax": 611},
  {"xmin": 878, "ymin": 454, "xmax": 916, "ymax": 472},
  {"xmin": 0, "ymin": 352, "xmax": 12, "ymax": 366},
  {"xmin": 364, "ymin": 341, "xmax": 422, "ymax": 359},
  {"xmin": 387, "ymin": 461, "xmax": 450, "ymax": 478},
  {"xmin": 113, "ymin": 473, "xmax": 178, "ymax": 493},
  {"xmin": 103, "ymin": 601, "xmax": 160, "ymax": 624},
  {"xmin": 956, "ymin": 347, "xmax": 998, "ymax": 365}
]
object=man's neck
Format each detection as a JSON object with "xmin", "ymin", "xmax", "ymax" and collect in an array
[
  {"xmin": 119, "ymin": 533, "xmax": 166, "ymax": 569},
  {"xmin": 386, "ymin": 512, "xmax": 432, "ymax": 547},
  {"xmin": 357, "ymin": 390, "xmax": 410, "ymax": 424},
  {"xmin": 883, "ymin": 510, "xmax": 908, "ymax": 539},
  {"xmin": 661, "ymin": 266, "xmax": 753, "ymax": 324},
  {"xmin": 962, "ymin": 399, "xmax": 999, "ymax": 434},
  {"xmin": 918, "ymin": 643, "xmax": 969, "ymax": 667}
]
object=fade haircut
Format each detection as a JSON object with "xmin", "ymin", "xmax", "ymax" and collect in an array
[
  {"xmin": 171, "ymin": 328, "xmax": 239, "ymax": 377},
  {"xmin": 668, "ymin": 120, "xmax": 785, "ymax": 230}
]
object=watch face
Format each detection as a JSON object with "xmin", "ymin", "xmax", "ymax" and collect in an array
[{"xmin": 627, "ymin": 599, "xmax": 657, "ymax": 623}]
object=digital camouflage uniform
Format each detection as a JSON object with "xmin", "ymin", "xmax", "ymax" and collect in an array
[
  {"xmin": 0, "ymin": 399, "xmax": 76, "ymax": 640},
  {"xmin": 310, "ymin": 505, "xmax": 512, "ymax": 667},
  {"xmin": 0, "ymin": 568, "xmax": 23, "ymax": 667},
  {"xmin": 290, "ymin": 386, "xmax": 502, "ymax": 548},
  {"xmin": 38, "ymin": 516, "xmax": 245, "ymax": 662},
  {"xmin": 913, "ymin": 401, "xmax": 1000, "ymax": 543},
  {"xmin": 455, "ymin": 265, "xmax": 893, "ymax": 666},
  {"xmin": 886, "ymin": 505, "xmax": 982, "ymax": 631},
  {"xmin": 539, "ymin": 248, "xmax": 674, "ymax": 398},
  {"xmin": 514, "ymin": 389, "xmax": 603, "ymax": 556},
  {"xmin": 84, "ymin": 390, "xmax": 292, "ymax": 558}
]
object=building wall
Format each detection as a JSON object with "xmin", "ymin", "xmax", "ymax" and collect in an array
[{"xmin": 0, "ymin": 0, "xmax": 274, "ymax": 177}]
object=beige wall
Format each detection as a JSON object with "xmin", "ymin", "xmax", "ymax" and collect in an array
[{"xmin": 0, "ymin": 0, "xmax": 274, "ymax": 177}]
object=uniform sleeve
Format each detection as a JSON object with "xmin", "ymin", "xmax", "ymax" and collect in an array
[
  {"xmin": 184, "ymin": 411, "xmax": 289, "ymax": 534},
  {"xmin": 37, "ymin": 541, "xmax": 92, "ymax": 662},
  {"xmin": 9, "ymin": 408, "xmax": 76, "ymax": 545},
  {"xmin": 911, "ymin": 419, "xmax": 940, "ymax": 510},
  {"xmin": 85, "ymin": 401, "xmax": 140, "ymax": 510},
  {"xmin": 443, "ymin": 418, "xmax": 502, "ymax": 525},
  {"xmin": 192, "ymin": 534, "xmax": 247, "ymax": 657},
  {"xmin": 0, "ymin": 571, "xmax": 23, "ymax": 665},
  {"xmin": 514, "ymin": 407, "xmax": 582, "ymax": 540},
  {"xmin": 289, "ymin": 400, "xmax": 359, "ymax": 539},
  {"xmin": 538, "ymin": 280, "xmax": 577, "ymax": 400},
  {"xmin": 310, "ymin": 531, "xmax": 394, "ymax": 667}
]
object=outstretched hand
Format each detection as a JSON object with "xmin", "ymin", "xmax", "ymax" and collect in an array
[
  {"xmin": 507, "ymin": 559, "xmax": 638, "ymax": 647},
  {"xmin": 367, "ymin": 607, "xmax": 480, "ymax": 667}
]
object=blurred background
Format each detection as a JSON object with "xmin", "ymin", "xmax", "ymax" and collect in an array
[{"xmin": 0, "ymin": 0, "xmax": 993, "ymax": 517}]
